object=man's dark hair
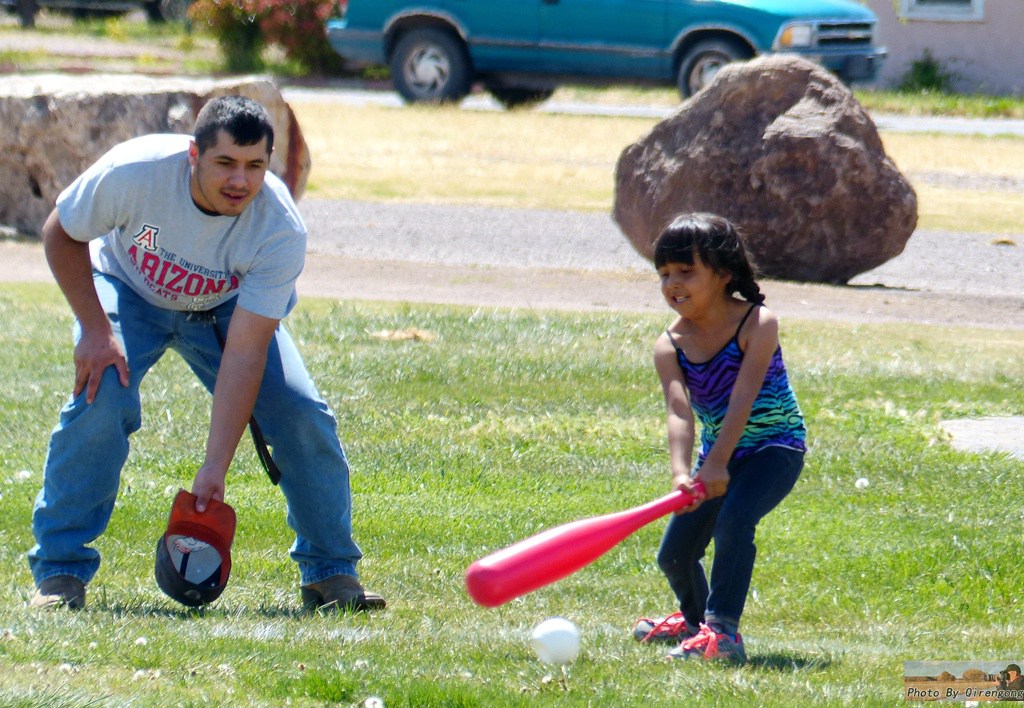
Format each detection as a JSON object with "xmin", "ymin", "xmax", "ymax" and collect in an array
[{"xmin": 193, "ymin": 95, "xmax": 274, "ymax": 155}]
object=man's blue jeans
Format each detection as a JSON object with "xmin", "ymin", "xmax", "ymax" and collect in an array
[
  {"xmin": 656, "ymin": 446, "xmax": 804, "ymax": 632},
  {"xmin": 29, "ymin": 272, "xmax": 363, "ymax": 587}
]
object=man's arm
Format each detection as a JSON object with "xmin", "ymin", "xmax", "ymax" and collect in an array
[
  {"xmin": 191, "ymin": 307, "xmax": 280, "ymax": 511},
  {"xmin": 42, "ymin": 208, "xmax": 130, "ymax": 403}
]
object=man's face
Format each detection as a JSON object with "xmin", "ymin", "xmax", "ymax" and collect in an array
[{"xmin": 189, "ymin": 129, "xmax": 270, "ymax": 216}]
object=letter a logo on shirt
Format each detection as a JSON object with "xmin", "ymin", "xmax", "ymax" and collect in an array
[{"xmin": 132, "ymin": 224, "xmax": 160, "ymax": 252}]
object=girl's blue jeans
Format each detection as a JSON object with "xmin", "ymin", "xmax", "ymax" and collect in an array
[
  {"xmin": 656, "ymin": 446, "xmax": 804, "ymax": 632},
  {"xmin": 28, "ymin": 272, "xmax": 363, "ymax": 588}
]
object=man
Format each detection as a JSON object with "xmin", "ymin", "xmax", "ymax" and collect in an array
[
  {"xmin": 28, "ymin": 95, "xmax": 384, "ymax": 612},
  {"xmin": 1000, "ymin": 664, "xmax": 1024, "ymax": 692}
]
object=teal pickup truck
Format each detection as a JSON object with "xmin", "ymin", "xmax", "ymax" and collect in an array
[{"xmin": 327, "ymin": 0, "xmax": 886, "ymax": 108}]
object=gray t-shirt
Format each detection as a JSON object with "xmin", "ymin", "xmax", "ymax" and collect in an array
[{"xmin": 56, "ymin": 134, "xmax": 306, "ymax": 319}]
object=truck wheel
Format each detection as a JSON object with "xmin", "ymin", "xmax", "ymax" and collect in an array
[
  {"xmin": 16, "ymin": 0, "xmax": 37, "ymax": 28},
  {"xmin": 390, "ymin": 28, "xmax": 473, "ymax": 104},
  {"xmin": 485, "ymin": 86, "xmax": 554, "ymax": 110},
  {"xmin": 145, "ymin": 0, "xmax": 191, "ymax": 22},
  {"xmin": 677, "ymin": 39, "xmax": 752, "ymax": 98}
]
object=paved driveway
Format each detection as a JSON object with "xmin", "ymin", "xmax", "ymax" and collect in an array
[{"xmin": 301, "ymin": 199, "xmax": 1023, "ymax": 301}]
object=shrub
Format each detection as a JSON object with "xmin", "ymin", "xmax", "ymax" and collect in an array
[
  {"xmin": 257, "ymin": 0, "xmax": 345, "ymax": 74},
  {"xmin": 189, "ymin": 0, "xmax": 344, "ymax": 75},
  {"xmin": 899, "ymin": 49, "xmax": 957, "ymax": 93},
  {"xmin": 189, "ymin": 0, "xmax": 265, "ymax": 73}
]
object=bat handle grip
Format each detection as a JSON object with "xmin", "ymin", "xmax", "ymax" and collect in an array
[
  {"xmin": 674, "ymin": 480, "xmax": 706, "ymax": 510},
  {"xmin": 645, "ymin": 481, "xmax": 707, "ymax": 519}
]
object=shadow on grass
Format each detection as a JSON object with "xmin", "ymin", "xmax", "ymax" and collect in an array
[
  {"xmin": 98, "ymin": 599, "xmax": 387, "ymax": 621},
  {"xmin": 97, "ymin": 598, "xmax": 309, "ymax": 620},
  {"xmin": 749, "ymin": 652, "xmax": 833, "ymax": 672}
]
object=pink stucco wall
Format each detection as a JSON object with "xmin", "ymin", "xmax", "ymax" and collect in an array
[{"xmin": 863, "ymin": 0, "xmax": 1024, "ymax": 95}]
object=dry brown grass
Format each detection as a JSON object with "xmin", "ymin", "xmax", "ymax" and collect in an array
[
  {"xmin": 292, "ymin": 101, "xmax": 1024, "ymax": 235},
  {"xmin": 882, "ymin": 133, "xmax": 1024, "ymax": 177},
  {"xmin": 882, "ymin": 133, "xmax": 1024, "ymax": 232},
  {"xmin": 294, "ymin": 102, "xmax": 635, "ymax": 211}
]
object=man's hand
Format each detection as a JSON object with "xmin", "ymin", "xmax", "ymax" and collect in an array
[
  {"xmin": 74, "ymin": 328, "xmax": 129, "ymax": 404},
  {"xmin": 191, "ymin": 464, "xmax": 227, "ymax": 513}
]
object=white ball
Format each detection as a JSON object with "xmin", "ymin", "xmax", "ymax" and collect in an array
[
  {"xmin": 855, "ymin": 477, "xmax": 870, "ymax": 489},
  {"xmin": 530, "ymin": 617, "xmax": 580, "ymax": 665}
]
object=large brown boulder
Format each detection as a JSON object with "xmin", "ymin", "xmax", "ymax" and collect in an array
[
  {"xmin": 0, "ymin": 74, "xmax": 311, "ymax": 238},
  {"xmin": 613, "ymin": 55, "xmax": 918, "ymax": 284}
]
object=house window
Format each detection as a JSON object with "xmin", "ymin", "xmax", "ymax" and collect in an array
[{"xmin": 900, "ymin": 0, "xmax": 984, "ymax": 21}]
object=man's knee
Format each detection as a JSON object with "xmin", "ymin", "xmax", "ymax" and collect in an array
[{"xmin": 63, "ymin": 371, "xmax": 142, "ymax": 433}]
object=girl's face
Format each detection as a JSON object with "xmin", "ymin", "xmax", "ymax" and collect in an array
[{"xmin": 657, "ymin": 252, "xmax": 731, "ymax": 317}]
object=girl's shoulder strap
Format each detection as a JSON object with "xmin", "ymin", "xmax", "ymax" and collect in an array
[
  {"xmin": 733, "ymin": 304, "xmax": 760, "ymax": 339},
  {"xmin": 664, "ymin": 328, "xmax": 685, "ymax": 357}
]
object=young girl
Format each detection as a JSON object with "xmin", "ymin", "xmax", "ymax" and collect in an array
[{"xmin": 632, "ymin": 213, "xmax": 806, "ymax": 665}]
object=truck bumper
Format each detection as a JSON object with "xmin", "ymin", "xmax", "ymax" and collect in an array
[
  {"xmin": 326, "ymin": 19, "xmax": 387, "ymax": 65},
  {"xmin": 814, "ymin": 47, "xmax": 888, "ymax": 82}
]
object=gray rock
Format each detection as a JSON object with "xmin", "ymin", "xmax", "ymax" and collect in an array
[
  {"xmin": 612, "ymin": 55, "xmax": 918, "ymax": 284},
  {"xmin": 0, "ymin": 74, "xmax": 311, "ymax": 237}
]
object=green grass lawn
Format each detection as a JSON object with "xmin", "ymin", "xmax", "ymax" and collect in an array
[
  {"xmin": 4, "ymin": 16, "xmax": 1024, "ymax": 704},
  {"xmin": 2, "ymin": 283, "xmax": 1022, "ymax": 706}
]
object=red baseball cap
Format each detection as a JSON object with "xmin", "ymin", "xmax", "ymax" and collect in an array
[{"xmin": 155, "ymin": 489, "xmax": 236, "ymax": 607}]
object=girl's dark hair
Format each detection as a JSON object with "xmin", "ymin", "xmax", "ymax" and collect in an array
[
  {"xmin": 653, "ymin": 213, "xmax": 765, "ymax": 305},
  {"xmin": 193, "ymin": 95, "xmax": 275, "ymax": 156}
]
